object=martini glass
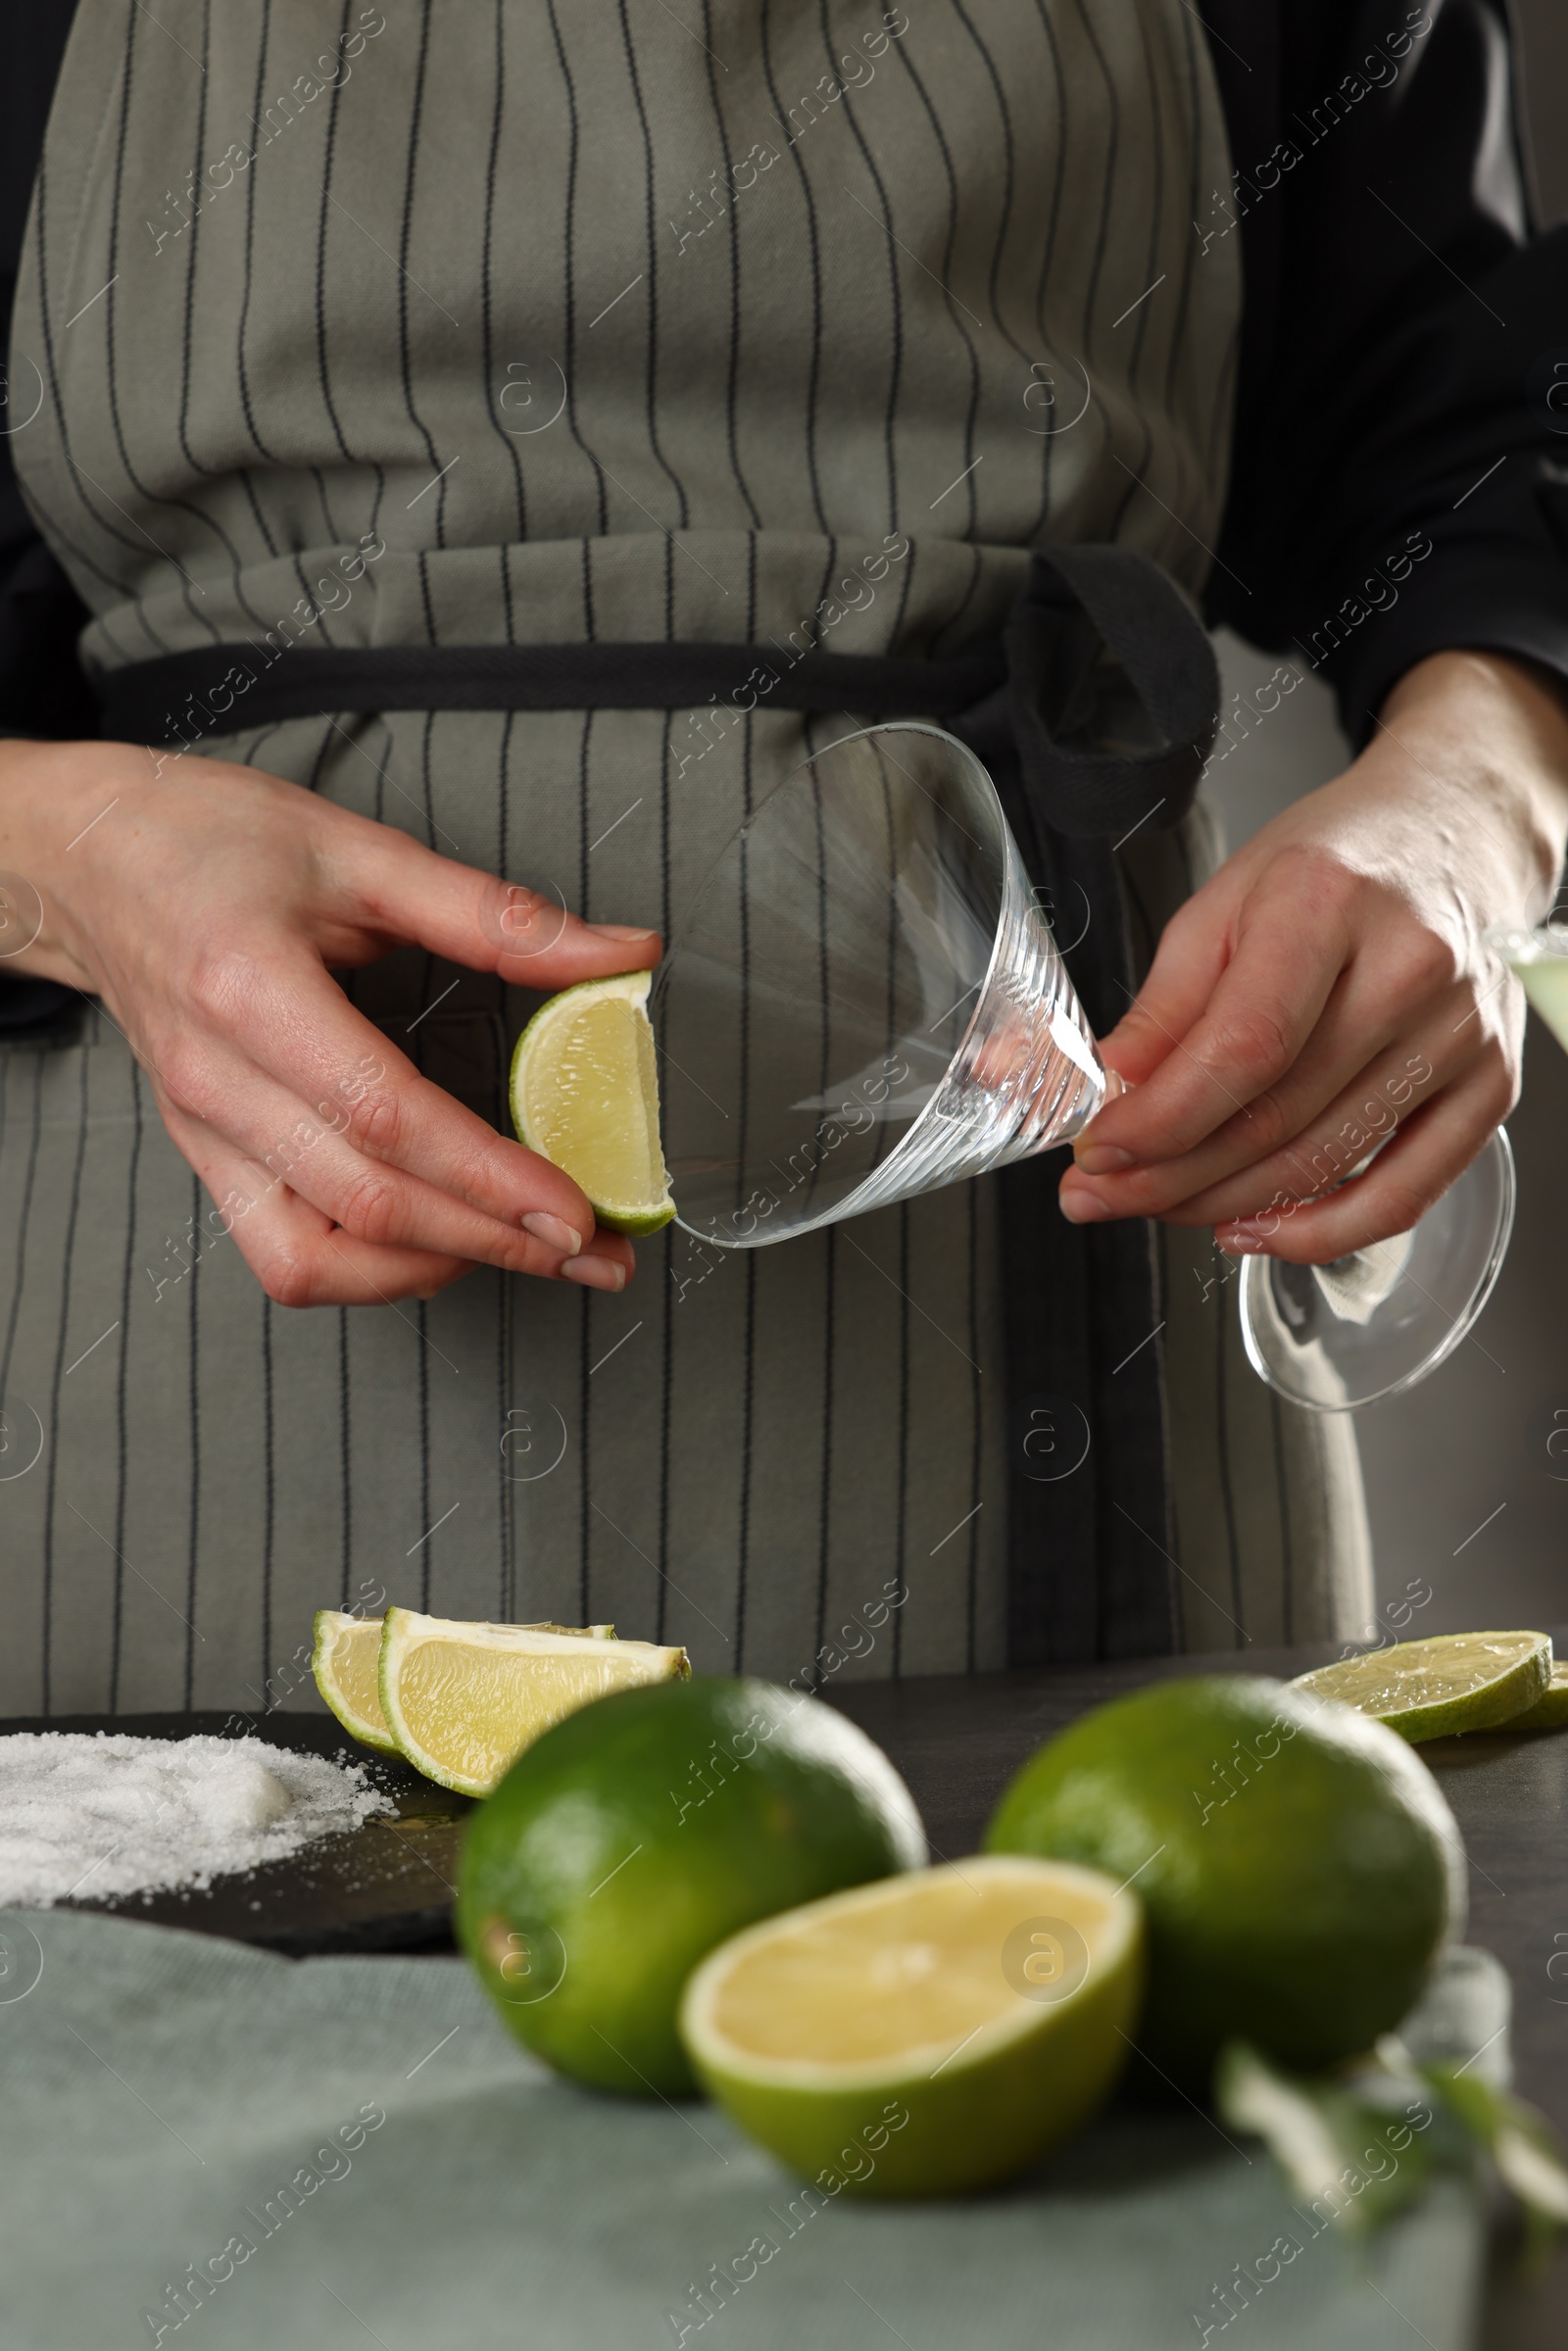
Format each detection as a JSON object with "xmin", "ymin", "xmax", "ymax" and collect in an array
[
  {"xmin": 653, "ymin": 721, "xmax": 1515, "ymax": 1409},
  {"xmin": 1487, "ymin": 921, "xmax": 1568, "ymax": 1049}
]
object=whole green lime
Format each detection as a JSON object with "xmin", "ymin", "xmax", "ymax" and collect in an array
[
  {"xmin": 457, "ymin": 1676, "xmax": 926, "ymax": 2096},
  {"xmin": 984, "ymin": 1675, "xmax": 1464, "ymax": 2089}
]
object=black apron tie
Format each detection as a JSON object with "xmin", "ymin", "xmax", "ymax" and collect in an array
[
  {"xmin": 91, "ymin": 541, "xmax": 1217, "ymax": 814},
  {"xmin": 89, "ymin": 545, "xmax": 1219, "ymax": 1665}
]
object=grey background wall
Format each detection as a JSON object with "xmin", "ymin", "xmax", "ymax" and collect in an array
[
  {"xmin": 1516, "ymin": 0, "xmax": 1568, "ymax": 221},
  {"xmin": 1202, "ymin": 0, "xmax": 1567, "ymax": 1637}
]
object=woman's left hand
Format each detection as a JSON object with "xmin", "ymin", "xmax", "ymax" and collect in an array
[{"xmin": 1057, "ymin": 651, "xmax": 1568, "ymax": 1260}]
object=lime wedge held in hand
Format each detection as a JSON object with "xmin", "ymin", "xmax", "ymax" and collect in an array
[
  {"xmin": 313, "ymin": 1609, "xmax": 399, "ymax": 1753},
  {"xmin": 378, "ymin": 1607, "xmax": 688, "ymax": 1796},
  {"xmin": 1292, "ymin": 1631, "xmax": 1552, "ymax": 1741},
  {"xmin": 510, "ymin": 970, "xmax": 673, "ymax": 1235},
  {"xmin": 679, "ymin": 1856, "xmax": 1144, "ymax": 2197}
]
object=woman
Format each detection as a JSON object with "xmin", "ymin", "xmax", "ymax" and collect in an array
[{"xmin": 0, "ymin": 0, "xmax": 1563, "ymax": 1715}]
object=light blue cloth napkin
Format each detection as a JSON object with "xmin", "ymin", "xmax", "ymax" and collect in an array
[{"xmin": 0, "ymin": 1908, "xmax": 1490, "ymax": 2350}]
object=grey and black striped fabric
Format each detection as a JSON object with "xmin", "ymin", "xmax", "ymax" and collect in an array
[{"xmin": 2, "ymin": 0, "xmax": 1371, "ymax": 1715}]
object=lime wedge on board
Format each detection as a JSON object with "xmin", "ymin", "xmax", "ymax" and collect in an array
[
  {"xmin": 1292, "ymin": 1631, "xmax": 1551, "ymax": 1741},
  {"xmin": 378, "ymin": 1607, "xmax": 688, "ymax": 1796}
]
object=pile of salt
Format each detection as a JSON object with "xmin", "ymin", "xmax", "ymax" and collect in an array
[{"xmin": 0, "ymin": 1733, "xmax": 391, "ymax": 1908}]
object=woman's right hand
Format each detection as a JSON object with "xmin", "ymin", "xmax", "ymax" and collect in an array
[{"xmin": 0, "ymin": 737, "xmax": 661, "ymax": 1305}]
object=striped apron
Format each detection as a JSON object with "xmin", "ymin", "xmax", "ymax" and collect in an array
[{"xmin": 3, "ymin": 0, "xmax": 1372, "ymax": 1715}]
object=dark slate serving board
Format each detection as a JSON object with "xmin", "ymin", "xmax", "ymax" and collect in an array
[{"xmin": 0, "ymin": 1711, "xmax": 469, "ymax": 1956}]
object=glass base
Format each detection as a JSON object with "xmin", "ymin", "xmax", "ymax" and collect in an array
[{"xmin": 1236, "ymin": 1128, "xmax": 1516, "ymax": 1411}]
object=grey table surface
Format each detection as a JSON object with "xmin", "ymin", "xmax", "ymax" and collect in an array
[
  {"xmin": 9, "ymin": 1635, "xmax": 1566, "ymax": 2344},
  {"xmin": 828, "ymin": 1634, "xmax": 1568, "ymax": 2349}
]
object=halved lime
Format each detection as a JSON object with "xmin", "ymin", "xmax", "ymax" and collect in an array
[
  {"xmin": 1511, "ymin": 1658, "xmax": 1568, "ymax": 1732},
  {"xmin": 1292, "ymin": 1632, "xmax": 1551, "ymax": 1741},
  {"xmin": 313, "ymin": 1609, "xmax": 398, "ymax": 1752},
  {"xmin": 460, "ymin": 1676, "xmax": 926, "ymax": 2096},
  {"xmin": 510, "ymin": 971, "xmax": 673, "ymax": 1235},
  {"xmin": 679, "ymin": 1855, "xmax": 1144, "ymax": 2196},
  {"xmin": 378, "ymin": 1607, "xmax": 688, "ymax": 1796}
]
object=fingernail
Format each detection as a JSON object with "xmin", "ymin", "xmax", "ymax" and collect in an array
[
  {"xmin": 563, "ymin": 1255, "xmax": 626, "ymax": 1292},
  {"xmin": 522, "ymin": 1211, "xmax": 583, "ymax": 1256},
  {"xmin": 1216, "ymin": 1225, "xmax": 1265, "ymax": 1255},
  {"xmin": 588, "ymin": 923, "xmax": 658, "ymax": 942},
  {"xmin": 1058, "ymin": 1189, "xmax": 1110, "ymax": 1224},
  {"xmin": 1073, "ymin": 1144, "xmax": 1137, "ymax": 1175}
]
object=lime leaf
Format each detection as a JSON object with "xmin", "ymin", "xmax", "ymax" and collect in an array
[
  {"xmin": 1213, "ymin": 2041, "xmax": 1432, "ymax": 2235},
  {"xmin": 1420, "ymin": 2064, "xmax": 1568, "ymax": 2236}
]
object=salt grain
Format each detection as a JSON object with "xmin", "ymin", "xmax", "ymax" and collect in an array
[{"xmin": 0, "ymin": 1733, "xmax": 392, "ymax": 1907}]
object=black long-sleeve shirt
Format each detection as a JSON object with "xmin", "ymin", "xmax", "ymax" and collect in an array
[{"xmin": 1200, "ymin": 0, "xmax": 1568, "ymax": 741}]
